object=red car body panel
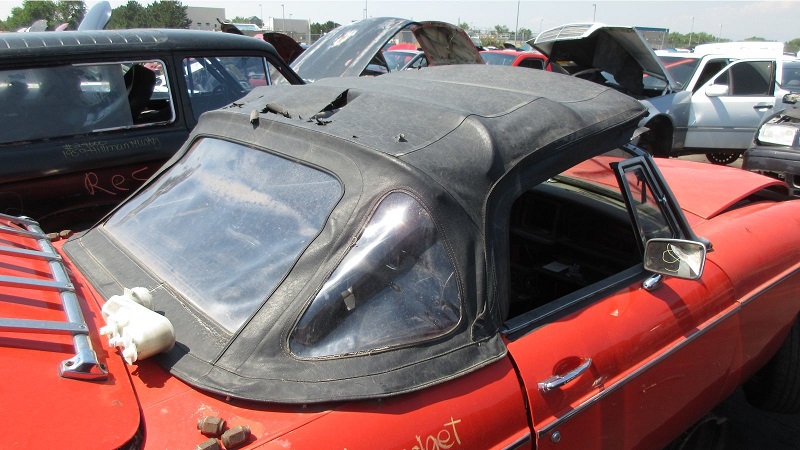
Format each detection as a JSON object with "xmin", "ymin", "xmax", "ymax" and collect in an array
[
  {"xmin": 1, "ymin": 156, "xmax": 798, "ymax": 449},
  {"xmin": 655, "ymin": 158, "xmax": 787, "ymax": 220},
  {"xmin": 0, "ymin": 238, "xmax": 140, "ymax": 448},
  {"xmin": 506, "ymin": 261, "xmax": 738, "ymax": 449},
  {"xmin": 2, "ymin": 239, "xmax": 530, "ymax": 449}
]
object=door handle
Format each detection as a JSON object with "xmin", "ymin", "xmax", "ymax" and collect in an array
[
  {"xmin": 753, "ymin": 103, "xmax": 773, "ymax": 110},
  {"xmin": 538, "ymin": 357, "xmax": 593, "ymax": 392}
]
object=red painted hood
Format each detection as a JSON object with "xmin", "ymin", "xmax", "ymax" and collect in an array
[
  {"xmin": 566, "ymin": 156, "xmax": 787, "ymax": 225},
  {"xmin": 0, "ymin": 224, "xmax": 328, "ymax": 449},
  {"xmin": 655, "ymin": 158, "xmax": 787, "ymax": 221}
]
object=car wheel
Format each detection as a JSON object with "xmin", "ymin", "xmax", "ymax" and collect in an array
[
  {"xmin": 664, "ymin": 414, "xmax": 727, "ymax": 450},
  {"xmin": 743, "ymin": 318, "xmax": 800, "ymax": 413},
  {"xmin": 705, "ymin": 152, "xmax": 740, "ymax": 165}
]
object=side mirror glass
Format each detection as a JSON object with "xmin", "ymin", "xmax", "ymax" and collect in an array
[
  {"xmin": 644, "ymin": 238, "xmax": 706, "ymax": 280},
  {"xmin": 705, "ymin": 84, "xmax": 729, "ymax": 97}
]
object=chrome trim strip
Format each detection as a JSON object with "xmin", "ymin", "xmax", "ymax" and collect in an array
[
  {"xmin": 502, "ymin": 432, "xmax": 532, "ymax": 450},
  {"xmin": 0, "ymin": 275, "xmax": 73, "ymax": 291},
  {"xmin": 0, "ymin": 318, "xmax": 88, "ymax": 333},
  {"xmin": 0, "ymin": 245, "xmax": 62, "ymax": 261},
  {"xmin": 536, "ymin": 264, "xmax": 800, "ymax": 437}
]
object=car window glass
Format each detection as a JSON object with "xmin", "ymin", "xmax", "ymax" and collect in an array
[
  {"xmin": 183, "ymin": 56, "xmax": 267, "ymax": 121},
  {"xmin": 481, "ymin": 52, "xmax": 516, "ymax": 65},
  {"xmin": 410, "ymin": 55, "xmax": 429, "ymax": 69},
  {"xmin": 714, "ymin": 60, "xmax": 774, "ymax": 96},
  {"xmin": 0, "ymin": 61, "xmax": 172, "ymax": 144},
  {"xmin": 694, "ymin": 59, "xmax": 728, "ymax": 91},
  {"xmin": 105, "ymin": 138, "xmax": 342, "ymax": 332},
  {"xmin": 290, "ymin": 191, "xmax": 461, "ymax": 358},
  {"xmin": 658, "ymin": 55, "xmax": 701, "ymax": 89},
  {"xmin": 619, "ymin": 166, "xmax": 673, "ymax": 245},
  {"xmin": 782, "ymin": 61, "xmax": 800, "ymax": 90},
  {"xmin": 268, "ymin": 60, "xmax": 291, "ymax": 85},
  {"xmin": 518, "ymin": 58, "xmax": 544, "ymax": 70}
]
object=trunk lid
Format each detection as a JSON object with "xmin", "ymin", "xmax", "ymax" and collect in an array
[
  {"xmin": 0, "ymin": 214, "xmax": 331, "ymax": 447},
  {"xmin": 532, "ymin": 23, "xmax": 677, "ymax": 96}
]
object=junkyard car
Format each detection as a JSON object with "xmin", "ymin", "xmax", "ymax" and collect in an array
[
  {"xmin": 384, "ymin": 49, "xmax": 429, "ymax": 71},
  {"xmin": 743, "ymin": 92, "xmax": 800, "ymax": 196},
  {"xmin": 1, "ymin": 65, "xmax": 799, "ymax": 449},
  {"xmin": 290, "ymin": 17, "xmax": 483, "ymax": 82},
  {"xmin": 532, "ymin": 23, "xmax": 800, "ymax": 164},
  {"xmin": 0, "ymin": 29, "xmax": 302, "ymax": 232},
  {"xmin": 480, "ymin": 49, "xmax": 550, "ymax": 70}
]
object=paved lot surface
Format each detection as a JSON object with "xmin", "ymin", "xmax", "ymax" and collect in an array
[
  {"xmin": 714, "ymin": 388, "xmax": 800, "ymax": 449},
  {"xmin": 674, "ymin": 153, "xmax": 800, "ymax": 449}
]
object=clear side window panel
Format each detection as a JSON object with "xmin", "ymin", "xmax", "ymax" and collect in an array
[
  {"xmin": 694, "ymin": 59, "xmax": 729, "ymax": 91},
  {"xmin": 291, "ymin": 192, "xmax": 461, "ymax": 358},
  {"xmin": 715, "ymin": 61, "xmax": 774, "ymax": 96},
  {"xmin": 267, "ymin": 59, "xmax": 290, "ymax": 84},
  {"xmin": 0, "ymin": 60, "xmax": 172, "ymax": 144},
  {"xmin": 619, "ymin": 166, "xmax": 674, "ymax": 245},
  {"xmin": 411, "ymin": 56, "xmax": 429, "ymax": 69},
  {"xmin": 183, "ymin": 56, "xmax": 267, "ymax": 121}
]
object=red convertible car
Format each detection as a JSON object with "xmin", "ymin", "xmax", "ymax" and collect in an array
[{"xmin": 1, "ymin": 65, "xmax": 799, "ymax": 449}]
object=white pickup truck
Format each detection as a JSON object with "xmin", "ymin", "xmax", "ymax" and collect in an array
[{"xmin": 533, "ymin": 24, "xmax": 800, "ymax": 164}]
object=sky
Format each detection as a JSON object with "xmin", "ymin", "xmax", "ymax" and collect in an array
[{"xmin": 2, "ymin": 0, "xmax": 800, "ymax": 42}]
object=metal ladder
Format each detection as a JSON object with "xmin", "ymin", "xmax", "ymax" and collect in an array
[{"xmin": 0, "ymin": 213, "xmax": 108, "ymax": 381}]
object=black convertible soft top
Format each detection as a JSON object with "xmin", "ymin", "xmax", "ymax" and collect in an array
[{"xmin": 66, "ymin": 65, "xmax": 647, "ymax": 403}]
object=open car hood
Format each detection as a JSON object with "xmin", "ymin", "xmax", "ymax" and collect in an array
[
  {"xmin": 260, "ymin": 32, "xmax": 306, "ymax": 64},
  {"xmin": 77, "ymin": 1, "xmax": 111, "ymax": 31},
  {"xmin": 291, "ymin": 17, "xmax": 482, "ymax": 82},
  {"xmin": 531, "ymin": 23, "xmax": 676, "ymax": 95}
]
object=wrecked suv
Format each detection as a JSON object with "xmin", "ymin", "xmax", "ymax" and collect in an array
[
  {"xmin": 0, "ymin": 29, "xmax": 302, "ymax": 232},
  {"xmin": 1, "ymin": 65, "xmax": 799, "ymax": 449}
]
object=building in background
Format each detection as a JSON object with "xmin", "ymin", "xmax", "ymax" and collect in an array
[
  {"xmin": 264, "ymin": 17, "xmax": 311, "ymax": 44},
  {"xmin": 187, "ymin": 6, "xmax": 225, "ymax": 32}
]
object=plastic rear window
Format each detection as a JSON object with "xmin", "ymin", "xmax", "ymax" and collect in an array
[
  {"xmin": 105, "ymin": 138, "xmax": 342, "ymax": 332},
  {"xmin": 291, "ymin": 191, "xmax": 461, "ymax": 357}
]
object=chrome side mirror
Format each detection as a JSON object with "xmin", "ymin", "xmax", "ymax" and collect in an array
[{"xmin": 644, "ymin": 238, "xmax": 706, "ymax": 280}]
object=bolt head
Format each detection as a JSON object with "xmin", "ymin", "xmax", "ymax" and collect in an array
[{"xmin": 197, "ymin": 416, "xmax": 226, "ymax": 437}]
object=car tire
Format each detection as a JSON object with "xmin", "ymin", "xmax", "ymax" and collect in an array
[
  {"xmin": 664, "ymin": 414, "xmax": 727, "ymax": 450},
  {"xmin": 705, "ymin": 152, "xmax": 740, "ymax": 165},
  {"xmin": 743, "ymin": 318, "xmax": 800, "ymax": 413}
]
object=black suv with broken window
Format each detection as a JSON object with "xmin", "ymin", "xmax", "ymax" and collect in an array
[{"xmin": 0, "ymin": 29, "xmax": 302, "ymax": 231}]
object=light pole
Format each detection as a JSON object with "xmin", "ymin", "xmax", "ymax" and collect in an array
[
  {"xmin": 282, "ymin": 4, "xmax": 285, "ymax": 32},
  {"xmin": 718, "ymin": 24, "xmax": 722, "ymax": 42},
  {"xmin": 593, "ymin": 4, "xmax": 596, "ymax": 21},
  {"xmin": 365, "ymin": 0, "xmax": 368, "ymax": 19},
  {"xmin": 514, "ymin": 0, "xmax": 520, "ymax": 45},
  {"xmin": 539, "ymin": 18, "xmax": 543, "ymax": 35},
  {"xmin": 259, "ymin": 3, "xmax": 263, "ymax": 28},
  {"xmin": 688, "ymin": 16, "xmax": 694, "ymax": 47}
]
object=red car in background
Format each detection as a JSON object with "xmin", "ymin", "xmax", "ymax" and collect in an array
[{"xmin": 481, "ymin": 49, "xmax": 552, "ymax": 70}]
